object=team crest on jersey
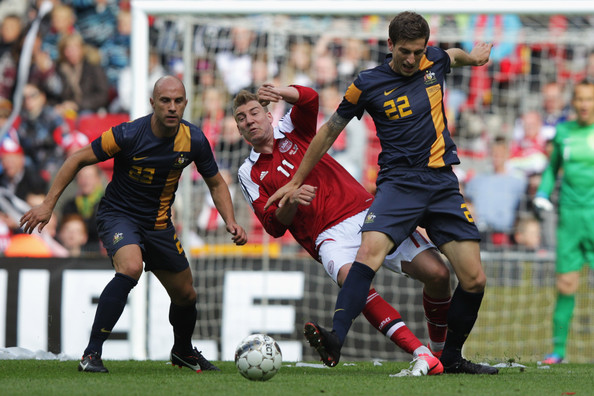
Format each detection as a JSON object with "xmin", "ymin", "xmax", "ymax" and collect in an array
[
  {"xmin": 424, "ymin": 70, "xmax": 437, "ymax": 86},
  {"xmin": 173, "ymin": 153, "xmax": 190, "ymax": 169},
  {"xmin": 113, "ymin": 232, "xmax": 124, "ymax": 245},
  {"xmin": 278, "ymin": 138, "xmax": 297, "ymax": 154},
  {"xmin": 364, "ymin": 212, "xmax": 376, "ymax": 224}
]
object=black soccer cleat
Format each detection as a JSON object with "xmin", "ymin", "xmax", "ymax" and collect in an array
[
  {"xmin": 303, "ymin": 321, "xmax": 342, "ymax": 367},
  {"xmin": 443, "ymin": 358, "xmax": 499, "ymax": 375},
  {"xmin": 78, "ymin": 352, "xmax": 109, "ymax": 373},
  {"xmin": 170, "ymin": 347, "xmax": 221, "ymax": 372}
]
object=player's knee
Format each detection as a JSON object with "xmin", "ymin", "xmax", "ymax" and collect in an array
[
  {"xmin": 173, "ymin": 286, "xmax": 197, "ymax": 306},
  {"xmin": 424, "ymin": 263, "xmax": 451, "ymax": 292}
]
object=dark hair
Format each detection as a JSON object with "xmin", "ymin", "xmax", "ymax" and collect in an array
[{"xmin": 388, "ymin": 11, "xmax": 430, "ymax": 46}]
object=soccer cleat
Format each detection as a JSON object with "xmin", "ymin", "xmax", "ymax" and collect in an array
[
  {"xmin": 171, "ymin": 347, "xmax": 221, "ymax": 372},
  {"xmin": 410, "ymin": 353, "xmax": 444, "ymax": 376},
  {"xmin": 542, "ymin": 353, "xmax": 563, "ymax": 365},
  {"xmin": 443, "ymin": 358, "xmax": 498, "ymax": 375},
  {"xmin": 303, "ymin": 322, "xmax": 342, "ymax": 367},
  {"xmin": 78, "ymin": 352, "xmax": 109, "ymax": 373}
]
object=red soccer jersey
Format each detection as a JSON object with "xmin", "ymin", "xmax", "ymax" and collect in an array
[{"xmin": 238, "ymin": 86, "xmax": 373, "ymax": 260}]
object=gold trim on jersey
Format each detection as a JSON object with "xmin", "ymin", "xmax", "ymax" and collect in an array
[
  {"xmin": 426, "ymin": 84, "xmax": 446, "ymax": 168},
  {"xmin": 419, "ymin": 55, "xmax": 434, "ymax": 71},
  {"xmin": 155, "ymin": 168, "xmax": 183, "ymax": 229},
  {"xmin": 174, "ymin": 124, "xmax": 192, "ymax": 151},
  {"xmin": 345, "ymin": 83, "xmax": 362, "ymax": 105},
  {"xmin": 100, "ymin": 128, "xmax": 121, "ymax": 157}
]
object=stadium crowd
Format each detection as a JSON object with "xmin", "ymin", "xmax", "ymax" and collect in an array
[{"xmin": 1, "ymin": 1, "xmax": 593, "ymax": 257}]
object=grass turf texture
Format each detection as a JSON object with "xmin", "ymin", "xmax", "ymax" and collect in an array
[{"xmin": 0, "ymin": 360, "xmax": 590, "ymax": 396}]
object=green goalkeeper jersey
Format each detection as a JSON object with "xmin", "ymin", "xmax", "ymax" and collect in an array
[{"xmin": 537, "ymin": 120, "xmax": 594, "ymax": 208}]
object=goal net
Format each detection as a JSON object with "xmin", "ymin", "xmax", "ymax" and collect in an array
[{"xmin": 130, "ymin": 1, "xmax": 594, "ymax": 363}]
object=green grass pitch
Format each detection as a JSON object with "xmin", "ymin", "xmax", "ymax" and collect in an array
[{"xmin": 0, "ymin": 360, "xmax": 591, "ymax": 396}]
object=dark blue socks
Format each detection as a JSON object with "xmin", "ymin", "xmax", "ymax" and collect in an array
[
  {"xmin": 440, "ymin": 284, "xmax": 484, "ymax": 365},
  {"xmin": 169, "ymin": 302, "xmax": 198, "ymax": 354},
  {"xmin": 332, "ymin": 261, "xmax": 376, "ymax": 344},
  {"xmin": 84, "ymin": 272, "xmax": 137, "ymax": 356}
]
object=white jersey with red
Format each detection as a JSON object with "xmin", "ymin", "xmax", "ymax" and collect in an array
[{"xmin": 238, "ymin": 85, "xmax": 373, "ymax": 260}]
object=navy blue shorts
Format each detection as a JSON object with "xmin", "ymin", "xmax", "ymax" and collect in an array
[
  {"xmin": 97, "ymin": 214, "xmax": 189, "ymax": 273},
  {"xmin": 362, "ymin": 167, "xmax": 480, "ymax": 248}
]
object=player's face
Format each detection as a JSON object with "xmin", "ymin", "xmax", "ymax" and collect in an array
[
  {"xmin": 572, "ymin": 84, "xmax": 594, "ymax": 126},
  {"xmin": 388, "ymin": 37, "xmax": 426, "ymax": 77},
  {"xmin": 150, "ymin": 79, "xmax": 187, "ymax": 135},
  {"xmin": 234, "ymin": 100, "xmax": 274, "ymax": 150}
]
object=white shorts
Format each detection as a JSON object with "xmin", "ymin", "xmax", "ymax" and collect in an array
[{"xmin": 315, "ymin": 210, "xmax": 436, "ymax": 284}]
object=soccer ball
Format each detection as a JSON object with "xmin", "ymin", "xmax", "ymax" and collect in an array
[{"xmin": 234, "ymin": 334, "xmax": 282, "ymax": 381}]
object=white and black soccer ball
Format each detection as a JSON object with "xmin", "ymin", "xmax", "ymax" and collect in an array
[{"xmin": 234, "ymin": 334, "xmax": 282, "ymax": 381}]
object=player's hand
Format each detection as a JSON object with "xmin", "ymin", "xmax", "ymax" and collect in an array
[
  {"xmin": 469, "ymin": 42, "xmax": 493, "ymax": 66},
  {"xmin": 226, "ymin": 223, "xmax": 248, "ymax": 245},
  {"xmin": 257, "ymin": 83, "xmax": 281, "ymax": 107},
  {"xmin": 533, "ymin": 196, "xmax": 554, "ymax": 212},
  {"xmin": 288, "ymin": 185, "xmax": 318, "ymax": 206},
  {"xmin": 19, "ymin": 203, "xmax": 53, "ymax": 234},
  {"xmin": 264, "ymin": 180, "xmax": 300, "ymax": 210}
]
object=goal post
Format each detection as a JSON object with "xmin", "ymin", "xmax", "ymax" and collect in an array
[{"xmin": 128, "ymin": 0, "xmax": 594, "ymax": 363}]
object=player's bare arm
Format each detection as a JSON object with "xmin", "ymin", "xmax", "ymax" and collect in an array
[
  {"xmin": 447, "ymin": 42, "xmax": 492, "ymax": 68},
  {"xmin": 264, "ymin": 112, "xmax": 349, "ymax": 210},
  {"xmin": 274, "ymin": 184, "xmax": 318, "ymax": 225},
  {"xmin": 20, "ymin": 145, "xmax": 99, "ymax": 234},
  {"xmin": 204, "ymin": 172, "xmax": 248, "ymax": 245},
  {"xmin": 258, "ymin": 84, "xmax": 299, "ymax": 106}
]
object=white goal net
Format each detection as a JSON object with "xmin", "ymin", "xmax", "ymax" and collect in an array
[{"xmin": 130, "ymin": 0, "xmax": 594, "ymax": 363}]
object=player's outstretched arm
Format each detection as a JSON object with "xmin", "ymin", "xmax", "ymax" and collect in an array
[
  {"xmin": 20, "ymin": 145, "xmax": 99, "ymax": 234},
  {"xmin": 264, "ymin": 112, "xmax": 348, "ymax": 210},
  {"xmin": 204, "ymin": 171, "xmax": 248, "ymax": 245},
  {"xmin": 258, "ymin": 83, "xmax": 299, "ymax": 106},
  {"xmin": 447, "ymin": 42, "xmax": 492, "ymax": 68}
]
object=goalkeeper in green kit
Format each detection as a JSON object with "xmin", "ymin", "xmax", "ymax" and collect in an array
[{"xmin": 533, "ymin": 80, "xmax": 594, "ymax": 364}]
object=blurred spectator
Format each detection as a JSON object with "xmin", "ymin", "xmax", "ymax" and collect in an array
[
  {"xmin": 336, "ymin": 38, "xmax": 375, "ymax": 91},
  {"xmin": 0, "ymin": 26, "xmax": 18, "ymax": 100},
  {"xmin": 313, "ymin": 53, "xmax": 339, "ymax": 90},
  {"xmin": 0, "ymin": 14, "xmax": 23, "ymax": 57},
  {"xmin": 28, "ymin": 33, "xmax": 64, "ymax": 104},
  {"xmin": 41, "ymin": 3, "xmax": 79, "ymax": 61},
  {"xmin": 508, "ymin": 110, "xmax": 549, "ymax": 175},
  {"xmin": 464, "ymin": 136, "xmax": 527, "ymax": 246},
  {"xmin": 216, "ymin": 26, "xmax": 256, "ymax": 94},
  {"xmin": 55, "ymin": 32, "xmax": 110, "ymax": 116},
  {"xmin": 213, "ymin": 113, "xmax": 250, "ymax": 178},
  {"xmin": 281, "ymin": 39, "xmax": 314, "ymax": 87},
  {"xmin": 586, "ymin": 50, "xmax": 594, "ymax": 82},
  {"xmin": 60, "ymin": 163, "xmax": 105, "ymax": 252},
  {"xmin": 16, "ymin": 82, "xmax": 70, "ymax": 179},
  {"xmin": 24, "ymin": 191, "xmax": 68, "ymax": 257},
  {"xmin": 540, "ymin": 81, "xmax": 570, "ymax": 142},
  {"xmin": 72, "ymin": 0, "xmax": 119, "ymax": 50},
  {"xmin": 57, "ymin": 212, "xmax": 89, "ymax": 257},
  {"xmin": 100, "ymin": 9, "xmax": 131, "ymax": 93},
  {"xmin": 0, "ymin": 136, "xmax": 47, "ymax": 201},
  {"xmin": 512, "ymin": 213, "xmax": 543, "ymax": 251},
  {"xmin": 196, "ymin": 86, "xmax": 227, "ymax": 148},
  {"xmin": 113, "ymin": 49, "xmax": 165, "ymax": 113}
]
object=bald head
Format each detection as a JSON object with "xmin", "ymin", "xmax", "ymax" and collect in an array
[{"xmin": 152, "ymin": 75, "xmax": 186, "ymax": 100}]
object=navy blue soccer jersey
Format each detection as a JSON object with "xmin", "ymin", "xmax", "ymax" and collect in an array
[
  {"xmin": 337, "ymin": 46, "xmax": 459, "ymax": 173},
  {"xmin": 91, "ymin": 114, "xmax": 218, "ymax": 230}
]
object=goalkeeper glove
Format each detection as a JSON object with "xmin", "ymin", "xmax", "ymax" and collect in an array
[{"xmin": 533, "ymin": 194, "xmax": 554, "ymax": 212}]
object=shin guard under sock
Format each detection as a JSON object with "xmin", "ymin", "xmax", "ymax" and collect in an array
[
  {"xmin": 440, "ymin": 284, "xmax": 483, "ymax": 365},
  {"xmin": 84, "ymin": 273, "xmax": 137, "ymax": 356},
  {"xmin": 169, "ymin": 302, "xmax": 198, "ymax": 354},
  {"xmin": 552, "ymin": 293, "xmax": 575, "ymax": 358},
  {"xmin": 333, "ymin": 261, "xmax": 375, "ymax": 344},
  {"xmin": 362, "ymin": 288, "xmax": 422, "ymax": 355}
]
